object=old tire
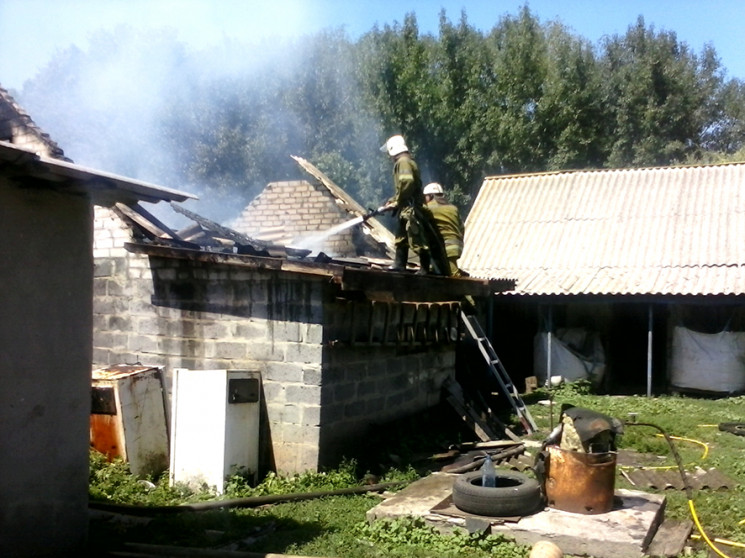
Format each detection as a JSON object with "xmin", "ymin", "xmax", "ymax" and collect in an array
[
  {"xmin": 452, "ymin": 470, "xmax": 543, "ymax": 517},
  {"xmin": 719, "ymin": 422, "xmax": 745, "ymax": 436}
]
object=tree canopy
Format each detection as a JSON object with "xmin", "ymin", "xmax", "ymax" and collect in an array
[{"xmin": 17, "ymin": 8, "xmax": 745, "ymax": 219}]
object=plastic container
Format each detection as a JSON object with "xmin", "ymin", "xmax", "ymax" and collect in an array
[{"xmin": 481, "ymin": 455, "xmax": 496, "ymax": 487}]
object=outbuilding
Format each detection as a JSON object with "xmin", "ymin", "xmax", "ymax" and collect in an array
[
  {"xmin": 0, "ymin": 85, "xmax": 195, "ymax": 557},
  {"xmin": 461, "ymin": 163, "xmax": 745, "ymax": 395}
]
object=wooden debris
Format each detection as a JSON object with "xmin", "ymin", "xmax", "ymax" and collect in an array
[
  {"xmin": 645, "ymin": 519, "xmax": 693, "ymax": 557},
  {"xmin": 443, "ymin": 378, "xmax": 498, "ymax": 442}
]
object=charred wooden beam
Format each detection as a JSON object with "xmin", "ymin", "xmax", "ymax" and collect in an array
[{"xmin": 340, "ymin": 268, "xmax": 513, "ymax": 302}]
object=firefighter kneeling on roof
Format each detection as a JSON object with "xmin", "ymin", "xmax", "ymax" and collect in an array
[
  {"xmin": 379, "ymin": 134, "xmax": 449, "ymax": 275},
  {"xmin": 424, "ymin": 182, "xmax": 466, "ymax": 277}
]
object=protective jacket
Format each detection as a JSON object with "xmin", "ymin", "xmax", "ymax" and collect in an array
[
  {"xmin": 427, "ymin": 197, "xmax": 464, "ymax": 276},
  {"xmin": 387, "ymin": 154, "xmax": 449, "ymax": 275},
  {"xmin": 389, "ymin": 155, "xmax": 425, "ymax": 213},
  {"xmin": 427, "ymin": 198, "xmax": 464, "ymax": 258}
]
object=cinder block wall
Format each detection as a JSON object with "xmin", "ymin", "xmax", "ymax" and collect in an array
[
  {"xmin": 318, "ymin": 344, "xmax": 453, "ymax": 467},
  {"xmin": 93, "ymin": 210, "xmax": 456, "ymax": 474}
]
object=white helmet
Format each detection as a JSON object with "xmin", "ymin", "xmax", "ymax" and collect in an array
[
  {"xmin": 423, "ymin": 182, "xmax": 444, "ymax": 195},
  {"xmin": 380, "ymin": 134, "xmax": 408, "ymax": 157}
]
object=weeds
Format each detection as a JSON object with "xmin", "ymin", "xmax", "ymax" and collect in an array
[
  {"xmin": 352, "ymin": 516, "xmax": 528, "ymax": 557},
  {"xmin": 89, "ymin": 391, "xmax": 745, "ymax": 557}
]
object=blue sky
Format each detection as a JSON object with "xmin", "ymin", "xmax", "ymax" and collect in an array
[{"xmin": 1, "ymin": 0, "xmax": 744, "ymax": 91}]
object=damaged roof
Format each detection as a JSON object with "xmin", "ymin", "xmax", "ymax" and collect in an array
[
  {"xmin": 0, "ymin": 85, "xmax": 68, "ymax": 160},
  {"xmin": 109, "ymin": 200, "xmax": 512, "ymax": 302},
  {"xmin": 230, "ymin": 156, "xmax": 394, "ymax": 260},
  {"xmin": 0, "ymin": 84, "xmax": 196, "ymax": 206},
  {"xmin": 0, "ymin": 141, "xmax": 196, "ymax": 206},
  {"xmin": 461, "ymin": 163, "xmax": 745, "ymax": 297}
]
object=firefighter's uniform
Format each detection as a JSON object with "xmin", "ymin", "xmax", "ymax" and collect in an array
[{"xmin": 427, "ymin": 197, "xmax": 464, "ymax": 276}]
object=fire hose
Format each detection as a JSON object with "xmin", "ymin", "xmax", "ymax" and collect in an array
[{"xmin": 624, "ymin": 422, "xmax": 735, "ymax": 558}]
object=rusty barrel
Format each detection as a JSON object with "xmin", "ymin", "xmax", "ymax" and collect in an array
[{"xmin": 544, "ymin": 445, "xmax": 616, "ymax": 514}]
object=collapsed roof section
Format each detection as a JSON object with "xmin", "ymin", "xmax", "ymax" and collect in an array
[
  {"xmin": 1, "ymin": 83, "xmax": 196, "ymax": 207},
  {"xmin": 230, "ymin": 156, "xmax": 394, "ymax": 261},
  {"xmin": 290, "ymin": 155, "xmax": 395, "ymax": 256},
  {"xmin": 112, "ymin": 200, "xmax": 512, "ymax": 303}
]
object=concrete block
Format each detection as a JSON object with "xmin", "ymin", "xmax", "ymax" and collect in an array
[
  {"xmin": 247, "ymin": 342, "xmax": 282, "ymax": 361},
  {"xmin": 201, "ymin": 322, "xmax": 228, "ymax": 340},
  {"xmin": 279, "ymin": 404, "xmax": 302, "ymax": 424},
  {"xmin": 214, "ymin": 341, "xmax": 247, "ymax": 360},
  {"xmin": 344, "ymin": 400, "xmax": 368, "ymax": 419},
  {"xmin": 93, "ymin": 260, "xmax": 114, "ymax": 277},
  {"xmin": 284, "ymin": 342, "xmax": 323, "ymax": 364},
  {"xmin": 234, "ymin": 319, "xmax": 268, "ymax": 339},
  {"xmin": 333, "ymin": 382, "xmax": 356, "ymax": 402},
  {"xmin": 320, "ymin": 402, "xmax": 344, "ymax": 424},
  {"xmin": 265, "ymin": 362, "xmax": 304, "ymax": 383},
  {"xmin": 302, "ymin": 367, "xmax": 322, "ymax": 386},
  {"xmin": 128, "ymin": 335, "xmax": 159, "ymax": 354},
  {"xmin": 285, "ymin": 384, "xmax": 321, "ymax": 405},
  {"xmin": 261, "ymin": 382, "xmax": 285, "ymax": 403},
  {"xmin": 301, "ymin": 405, "xmax": 321, "ymax": 426}
]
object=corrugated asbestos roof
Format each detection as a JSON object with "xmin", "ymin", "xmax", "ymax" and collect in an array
[{"xmin": 460, "ymin": 163, "xmax": 745, "ymax": 296}]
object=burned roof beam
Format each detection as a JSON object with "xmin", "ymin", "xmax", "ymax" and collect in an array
[
  {"xmin": 170, "ymin": 202, "xmax": 271, "ymax": 253},
  {"xmin": 113, "ymin": 203, "xmax": 201, "ymax": 250},
  {"xmin": 339, "ymin": 268, "xmax": 513, "ymax": 302}
]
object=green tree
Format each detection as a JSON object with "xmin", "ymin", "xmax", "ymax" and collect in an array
[
  {"xmin": 481, "ymin": 7, "xmax": 549, "ymax": 174},
  {"xmin": 701, "ymin": 77, "xmax": 745, "ymax": 155},
  {"xmin": 538, "ymin": 23, "xmax": 608, "ymax": 169},
  {"xmin": 599, "ymin": 17, "xmax": 723, "ymax": 166}
]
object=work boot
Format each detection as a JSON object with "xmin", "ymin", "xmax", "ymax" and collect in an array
[
  {"xmin": 416, "ymin": 251, "xmax": 431, "ymax": 275},
  {"xmin": 389, "ymin": 245, "xmax": 408, "ymax": 271}
]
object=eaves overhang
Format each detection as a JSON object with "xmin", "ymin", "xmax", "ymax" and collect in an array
[
  {"xmin": 125, "ymin": 241, "xmax": 514, "ymax": 303},
  {"xmin": 0, "ymin": 141, "xmax": 197, "ymax": 206}
]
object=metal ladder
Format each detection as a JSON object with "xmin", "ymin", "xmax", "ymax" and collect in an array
[{"xmin": 460, "ymin": 312, "xmax": 538, "ymax": 434}]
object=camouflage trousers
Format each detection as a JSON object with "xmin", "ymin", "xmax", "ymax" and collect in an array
[{"xmin": 394, "ymin": 205, "xmax": 429, "ymax": 254}]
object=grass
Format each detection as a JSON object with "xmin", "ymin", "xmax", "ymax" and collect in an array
[{"xmin": 88, "ymin": 384, "xmax": 745, "ymax": 557}]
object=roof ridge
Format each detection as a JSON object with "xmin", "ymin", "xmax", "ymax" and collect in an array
[{"xmin": 484, "ymin": 160, "xmax": 745, "ymax": 180}]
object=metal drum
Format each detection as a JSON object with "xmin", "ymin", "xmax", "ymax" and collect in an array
[{"xmin": 544, "ymin": 445, "xmax": 616, "ymax": 514}]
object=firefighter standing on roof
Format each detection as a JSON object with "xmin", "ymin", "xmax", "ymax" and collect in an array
[
  {"xmin": 424, "ymin": 182, "xmax": 465, "ymax": 277},
  {"xmin": 379, "ymin": 135, "xmax": 447, "ymax": 275}
]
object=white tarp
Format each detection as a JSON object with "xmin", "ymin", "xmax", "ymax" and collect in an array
[
  {"xmin": 670, "ymin": 326, "xmax": 745, "ymax": 394},
  {"xmin": 534, "ymin": 328, "xmax": 606, "ymax": 387}
]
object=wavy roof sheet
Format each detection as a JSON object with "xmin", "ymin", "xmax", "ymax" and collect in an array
[{"xmin": 460, "ymin": 163, "xmax": 745, "ymax": 296}]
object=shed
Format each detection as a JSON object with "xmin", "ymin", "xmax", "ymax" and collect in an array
[
  {"xmin": 461, "ymin": 163, "xmax": 745, "ymax": 395},
  {"xmin": 0, "ymin": 85, "xmax": 195, "ymax": 557},
  {"xmin": 93, "ymin": 193, "xmax": 506, "ymax": 476}
]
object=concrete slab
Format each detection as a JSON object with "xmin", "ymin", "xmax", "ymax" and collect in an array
[{"xmin": 367, "ymin": 472, "xmax": 667, "ymax": 558}]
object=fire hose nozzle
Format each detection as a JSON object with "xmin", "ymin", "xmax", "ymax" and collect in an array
[{"xmin": 362, "ymin": 206, "xmax": 389, "ymax": 221}]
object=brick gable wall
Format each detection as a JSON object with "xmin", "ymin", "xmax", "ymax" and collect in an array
[{"xmin": 231, "ymin": 180, "xmax": 361, "ymax": 257}]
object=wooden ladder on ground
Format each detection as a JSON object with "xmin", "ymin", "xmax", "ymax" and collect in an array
[{"xmin": 460, "ymin": 312, "xmax": 538, "ymax": 434}]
